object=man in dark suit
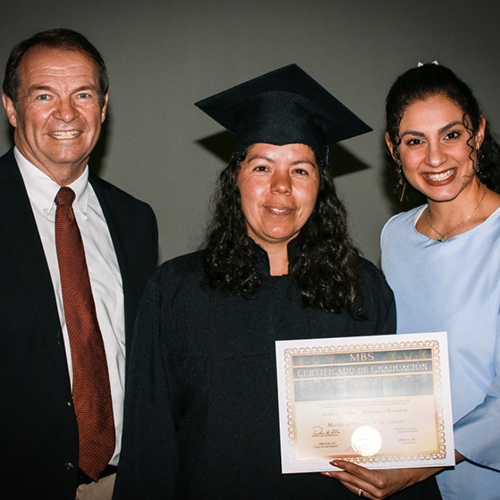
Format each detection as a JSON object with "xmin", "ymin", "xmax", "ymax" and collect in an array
[{"xmin": 0, "ymin": 29, "xmax": 158, "ymax": 500}]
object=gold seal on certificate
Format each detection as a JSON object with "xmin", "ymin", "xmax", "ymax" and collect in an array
[
  {"xmin": 275, "ymin": 332, "xmax": 455, "ymax": 473},
  {"xmin": 351, "ymin": 426, "xmax": 382, "ymax": 457}
]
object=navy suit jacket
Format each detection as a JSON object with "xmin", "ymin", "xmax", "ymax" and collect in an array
[{"xmin": 0, "ymin": 149, "xmax": 158, "ymax": 500}]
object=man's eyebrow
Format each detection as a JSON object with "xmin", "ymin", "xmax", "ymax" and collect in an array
[
  {"xmin": 26, "ymin": 84, "xmax": 99, "ymax": 96},
  {"xmin": 26, "ymin": 85, "xmax": 53, "ymax": 96}
]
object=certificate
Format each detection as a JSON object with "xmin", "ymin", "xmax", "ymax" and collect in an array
[{"xmin": 275, "ymin": 332, "xmax": 455, "ymax": 473}]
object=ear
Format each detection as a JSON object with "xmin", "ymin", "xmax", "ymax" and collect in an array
[
  {"xmin": 385, "ymin": 132, "xmax": 397, "ymax": 161},
  {"xmin": 101, "ymin": 93, "xmax": 108, "ymax": 123},
  {"xmin": 2, "ymin": 93, "xmax": 18, "ymax": 128},
  {"xmin": 475, "ymin": 115, "xmax": 486, "ymax": 149}
]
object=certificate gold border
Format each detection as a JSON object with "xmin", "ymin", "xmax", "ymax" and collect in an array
[{"xmin": 281, "ymin": 338, "xmax": 449, "ymax": 468}]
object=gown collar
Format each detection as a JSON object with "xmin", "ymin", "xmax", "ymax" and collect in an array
[{"xmin": 247, "ymin": 236, "xmax": 301, "ymax": 276}]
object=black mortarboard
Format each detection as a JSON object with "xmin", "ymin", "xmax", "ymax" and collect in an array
[{"xmin": 195, "ymin": 64, "xmax": 372, "ymax": 155}]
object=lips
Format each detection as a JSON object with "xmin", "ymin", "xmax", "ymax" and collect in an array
[
  {"xmin": 48, "ymin": 130, "xmax": 81, "ymax": 139},
  {"xmin": 266, "ymin": 206, "xmax": 294, "ymax": 215},
  {"xmin": 423, "ymin": 168, "xmax": 457, "ymax": 186}
]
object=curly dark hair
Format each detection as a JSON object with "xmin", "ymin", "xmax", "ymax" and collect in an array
[
  {"xmin": 202, "ymin": 147, "xmax": 364, "ymax": 318},
  {"xmin": 3, "ymin": 28, "xmax": 108, "ymax": 109},
  {"xmin": 385, "ymin": 63, "xmax": 500, "ymax": 194}
]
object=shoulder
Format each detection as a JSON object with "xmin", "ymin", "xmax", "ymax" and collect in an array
[
  {"xmin": 382, "ymin": 205, "xmax": 424, "ymax": 232},
  {"xmin": 354, "ymin": 257, "xmax": 396, "ymax": 333},
  {"xmin": 147, "ymin": 251, "xmax": 204, "ymax": 296},
  {"xmin": 158, "ymin": 251, "xmax": 204, "ymax": 276},
  {"xmin": 89, "ymin": 174, "xmax": 157, "ymax": 232},
  {"xmin": 0, "ymin": 148, "xmax": 16, "ymax": 165},
  {"xmin": 357, "ymin": 258, "xmax": 391, "ymax": 295},
  {"xmin": 358, "ymin": 257, "xmax": 394, "ymax": 308},
  {"xmin": 135, "ymin": 252, "xmax": 207, "ymax": 329},
  {"xmin": 0, "ymin": 149, "xmax": 20, "ymax": 181},
  {"xmin": 381, "ymin": 205, "xmax": 425, "ymax": 246},
  {"xmin": 90, "ymin": 174, "xmax": 154, "ymax": 213}
]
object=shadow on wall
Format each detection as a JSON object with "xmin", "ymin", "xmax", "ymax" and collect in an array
[
  {"xmin": 89, "ymin": 107, "xmax": 112, "ymax": 177},
  {"xmin": 197, "ymin": 130, "xmax": 371, "ymax": 178},
  {"xmin": 197, "ymin": 131, "xmax": 235, "ymax": 164},
  {"xmin": 327, "ymin": 143, "xmax": 369, "ymax": 178}
]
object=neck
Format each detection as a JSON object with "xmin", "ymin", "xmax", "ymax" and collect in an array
[
  {"xmin": 427, "ymin": 178, "xmax": 485, "ymax": 223},
  {"xmin": 40, "ymin": 164, "xmax": 86, "ymax": 187},
  {"xmin": 426, "ymin": 180, "xmax": 487, "ymax": 241},
  {"xmin": 268, "ymin": 250, "xmax": 289, "ymax": 276},
  {"xmin": 249, "ymin": 236, "xmax": 290, "ymax": 275},
  {"xmin": 15, "ymin": 144, "xmax": 87, "ymax": 186}
]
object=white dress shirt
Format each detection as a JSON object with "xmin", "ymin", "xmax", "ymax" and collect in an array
[{"xmin": 16, "ymin": 148, "xmax": 125, "ymax": 466}]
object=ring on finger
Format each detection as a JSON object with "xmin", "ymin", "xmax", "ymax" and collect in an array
[{"xmin": 358, "ymin": 488, "xmax": 364, "ymax": 497}]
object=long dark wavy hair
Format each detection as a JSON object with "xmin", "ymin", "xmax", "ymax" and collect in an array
[
  {"xmin": 386, "ymin": 63, "xmax": 500, "ymax": 195},
  {"xmin": 202, "ymin": 147, "xmax": 364, "ymax": 318}
]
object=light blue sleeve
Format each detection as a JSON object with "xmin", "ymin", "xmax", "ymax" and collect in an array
[{"xmin": 453, "ymin": 318, "xmax": 500, "ymax": 471}]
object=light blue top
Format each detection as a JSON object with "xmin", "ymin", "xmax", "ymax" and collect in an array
[{"xmin": 381, "ymin": 205, "xmax": 500, "ymax": 500}]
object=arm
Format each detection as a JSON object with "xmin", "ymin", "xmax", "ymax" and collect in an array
[
  {"xmin": 113, "ymin": 267, "xmax": 179, "ymax": 500},
  {"xmin": 452, "ymin": 373, "xmax": 500, "ymax": 470}
]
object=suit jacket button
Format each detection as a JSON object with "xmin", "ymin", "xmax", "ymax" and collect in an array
[{"xmin": 65, "ymin": 462, "xmax": 75, "ymax": 470}]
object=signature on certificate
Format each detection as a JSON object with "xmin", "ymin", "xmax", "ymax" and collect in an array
[{"xmin": 311, "ymin": 426, "xmax": 340, "ymax": 437}]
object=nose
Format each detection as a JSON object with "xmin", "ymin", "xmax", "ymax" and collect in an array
[
  {"xmin": 53, "ymin": 98, "xmax": 79, "ymax": 123},
  {"xmin": 426, "ymin": 141, "xmax": 446, "ymax": 168},
  {"xmin": 271, "ymin": 171, "xmax": 292, "ymax": 194}
]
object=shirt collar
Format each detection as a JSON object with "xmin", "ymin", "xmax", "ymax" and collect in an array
[{"xmin": 15, "ymin": 147, "xmax": 90, "ymax": 218}]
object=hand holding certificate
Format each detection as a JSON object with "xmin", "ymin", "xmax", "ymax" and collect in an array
[{"xmin": 276, "ymin": 332, "xmax": 454, "ymax": 473}]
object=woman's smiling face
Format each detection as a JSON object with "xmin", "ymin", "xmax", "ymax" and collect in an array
[
  {"xmin": 237, "ymin": 142, "xmax": 320, "ymax": 253},
  {"xmin": 388, "ymin": 94, "xmax": 485, "ymax": 203}
]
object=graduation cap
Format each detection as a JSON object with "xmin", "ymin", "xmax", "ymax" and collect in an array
[{"xmin": 195, "ymin": 64, "xmax": 372, "ymax": 156}]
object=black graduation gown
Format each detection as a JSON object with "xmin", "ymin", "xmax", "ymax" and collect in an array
[{"xmin": 114, "ymin": 243, "xmax": 441, "ymax": 499}]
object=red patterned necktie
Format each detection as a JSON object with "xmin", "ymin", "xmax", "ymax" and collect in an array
[{"xmin": 55, "ymin": 187, "xmax": 115, "ymax": 481}]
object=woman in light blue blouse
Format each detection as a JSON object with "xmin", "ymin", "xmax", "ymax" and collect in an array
[{"xmin": 327, "ymin": 64, "xmax": 500, "ymax": 499}]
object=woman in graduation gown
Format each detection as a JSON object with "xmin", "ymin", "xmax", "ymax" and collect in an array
[{"xmin": 113, "ymin": 65, "xmax": 441, "ymax": 499}]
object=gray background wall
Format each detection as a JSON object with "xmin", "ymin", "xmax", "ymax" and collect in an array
[{"xmin": 1, "ymin": 0, "xmax": 499, "ymax": 265}]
